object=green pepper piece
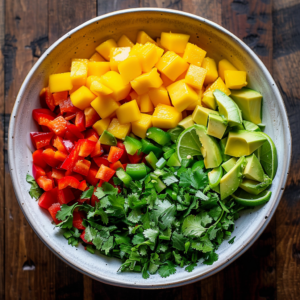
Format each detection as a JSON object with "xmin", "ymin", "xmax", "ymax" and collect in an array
[
  {"xmin": 126, "ymin": 163, "xmax": 147, "ymax": 180},
  {"xmin": 145, "ymin": 151, "xmax": 158, "ymax": 170},
  {"xmin": 166, "ymin": 188, "xmax": 177, "ymax": 201},
  {"xmin": 147, "ymin": 127, "xmax": 171, "ymax": 146},
  {"xmin": 116, "ymin": 168, "xmax": 132, "ymax": 186},
  {"xmin": 181, "ymin": 158, "xmax": 195, "ymax": 168},
  {"xmin": 124, "ymin": 136, "xmax": 142, "ymax": 155},
  {"xmin": 141, "ymin": 139, "xmax": 163, "ymax": 158},
  {"xmin": 167, "ymin": 126, "xmax": 184, "ymax": 143},
  {"xmin": 156, "ymin": 157, "xmax": 167, "ymax": 169},
  {"xmin": 166, "ymin": 152, "xmax": 181, "ymax": 167},
  {"xmin": 163, "ymin": 149, "xmax": 175, "ymax": 160},
  {"xmin": 153, "ymin": 177, "xmax": 166, "ymax": 193},
  {"xmin": 145, "ymin": 165, "xmax": 152, "ymax": 174},
  {"xmin": 162, "ymin": 145, "xmax": 172, "ymax": 152}
]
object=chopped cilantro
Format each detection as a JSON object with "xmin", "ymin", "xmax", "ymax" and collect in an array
[{"xmin": 26, "ymin": 174, "xmax": 43, "ymax": 200}]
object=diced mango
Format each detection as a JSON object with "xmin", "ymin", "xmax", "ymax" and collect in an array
[
  {"xmin": 140, "ymin": 94, "xmax": 154, "ymax": 113},
  {"xmin": 96, "ymin": 39, "xmax": 117, "ymax": 61},
  {"xmin": 87, "ymin": 62, "xmax": 110, "ymax": 77},
  {"xmin": 183, "ymin": 43, "xmax": 207, "ymax": 67},
  {"xmin": 118, "ymin": 56, "xmax": 142, "ymax": 84},
  {"xmin": 117, "ymin": 34, "xmax": 134, "ymax": 48},
  {"xmin": 176, "ymin": 70, "xmax": 188, "ymax": 81},
  {"xmin": 90, "ymin": 81, "xmax": 113, "ymax": 96},
  {"xmin": 156, "ymin": 38, "xmax": 167, "ymax": 52},
  {"xmin": 192, "ymin": 105, "xmax": 219, "ymax": 126},
  {"xmin": 130, "ymin": 90, "xmax": 139, "ymax": 101},
  {"xmin": 137, "ymin": 43, "xmax": 163, "ymax": 73},
  {"xmin": 116, "ymin": 100, "xmax": 141, "ymax": 124},
  {"xmin": 132, "ymin": 113, "xmax": 153, "ymax": 139},
  {"xmin": 108, "ymin": 118, "xmax": 131, "ymax": 140},
  {"xmin": 89, "ymin": 52, "xmax": 105, "ymax": 62},
  {"xmin": 160, "ymin": 32, "xmax": 190, "ymax": 53},
  {"xmin": 152, "ymin": 104, "xmax": 182, "ymax": 129},
  {"xmin": 160, "ymin": 73, "xmax": 174, "ymax": 87},
  {"xmin": 91, "ymin": 96, "xmax": 120, "ymax": 119},
  {"xmin": 86, "ymin": 76, "xmax": 101, "ymax": 89},
  {"xmin": 129, "ymin": 43, "xmax": 143, "ymax": 56},
  {"xmin": 148, "ymin": 86, "xmax": 171, "ymax": 107},
  {"xmin": 69, "ymin": 85, "xmax": 81, "ymax": 95},
  {"xmin": 224, "ymin": 70, "xmax": 247, "ymax": 89},
  {"xmin": 101, "ymin": 71, "xmax": 131, "ymax": 101},
  {"xmin": 49, "ymin": 72, "xmax": 73, "ymax": 93},
  {"xmin": 185, "ymin": 64, "xmax": 207, "ymax": 89},
  {"xmin": 186, "ymin": 87, "xmax": 204, "ymax": 110},
  {"xmin": 201, "ymin": 91, "xmax": 216, "ymax": 110},
  {"xmin": 110, "ymin": 47, "xmax": 131, "ymax": 72},
  {"xmin": 218, "ymin": 59, "xmax": 237, "ymax": 81},
  {"xmin": 167, "ymin": 79, "xmax": 198, "ymax": 112},
  {"xmin": 202, "ymin": 57, "xmax": 218, "ymax": 85},
  {"xmin": 156, "ymin": 51, "xmax": 189, "ymax": 81},
  {"xmin": 93, "ymin": 118, "xmax": 110, "ymax": 135},
  {"xmin": 131, "ymin": 68, "xmax": 163, "ymax": 95},
  {"xmin": 136, "ymin": 31, "xmax": 156, "ymax": 45},
  {"xmin": 70, "ymin": 86, "xmax": 96, "ymax": 110},
  {"xmin": 70, "ymin": 59, "xmax": 89, "ymax": 86}
]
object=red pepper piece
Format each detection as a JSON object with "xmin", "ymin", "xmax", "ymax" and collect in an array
[
  {"xmin": 58, "ymin": 176, "xmax": 80, "ymax": 190},
  {"xmin": 51, "ymin": 168, "xmax": 65, "ymax": 179},
  {"xmin": 101, "ymin": 144, "xmax": 110, "ymax": 154},
  {"xmin": 30, "ymin": 132, "xmax": 54, "ymax": 149},
  {"xmin": 73, "ymin": 159, "xmax": 91, "ymax": 176},
  {"xmin": 39, "ymin": 88, "xmax": 48, "ymax": 108},
  {"xmin": 89, "ymin": 187, "xmax": 98, "ymax": 207},
  {"xmin": 78, "ymin": 180, "xmax": 87, "ymax": 191},
  {"xmin": 62, "ymin": 140, "xmax": 74, "ymax": 153},
  {"xmin": 54, "ymin": 150, "xmax": 68, "ymax": 162},
  {"xmin": 53, "ymin": 91, "xmax": 68, "ymax": 106},
  {"xmin": 32, "ymin": 163, "xmax": 46, "ymax": 180},
  {"xmin": 48, "ymin": 203, "xmax": 61, "ymax": 224},
  {"xmin": 57, "ymin": 187, "xmax": 75, "ymax": 204},
  {"xmin": 96, "ymin": 165, "xmax": 115, "ymax": 182},
  {"xmin": 40, "ymin": 125, "xmax": 51, "ymax": 133},
  {"xmin": 84, "ymin": 107, "xmax": 100, "ymax": 128},
  {"xmin": 71, "ymin": 173, "xmax": 84, "ymax": 181},
  {"xmin": 75, "ymin": 111, "xmax": 85, "ymax": 132},
  {"xmin": 128, "ymin": 151, "xmax": 144, "ymax": 164},
  {"xmin": 109, "ymin": 161, "xmax": 124, "ymax": 171},
  {"xmin": 64, "ymin": 130, "xmax": 78, "ymax": 143},
  {"xmin": 48, "ymin": 116, "xmax": 68, "ymax": 137},
  {"xmin": 72, "ymin": 211, "xmax": 86, "ymax": 230},
  {"xmin": 53, "ymin": 136, "xmax": 67, "ymax": 153},
  {"xmin": 60, "ymin": 141, "xmax": 82, "ymax": 170},
  {"xmin": 107, "ymin": 146, "xmax": 124, "ymax": 163},
  {"xmin": 67, "ymin": 123, "xmax": 84, "ymax": 139},
  {"xmin": 59, "ymin": 97, "xmax": 79, "ymax": 114},
  {"xmin": 64, "ymin": 112, "xmax": 77, "ymax": 121},
  {"xmin": 80, "ymin": 230, "xmax": 93, "ymax": 244},
  {"xmin": 86, "ymin": 167, "xmax": 99, "ymax": 186},
  {"xmin": 32, "ymin": 149, "xmax": 47, "ymax": 169},
  {"xmin": 44, "ymin": 87, "xmax": 56, "ymax": 111},
  {"xmin": 79, "ymin": 139, "xmax": 97, "ymax": 157},
  {"xmin": 37, "ymin": 176, "xmax": 54, "ymax": 191},
  {"xmin": 93, "ymin": 156, "xmax": 110, "ymax": 168},
  {"xmin": 116, "ymin": 141, "xmax": 129, "ymax": 163},
  {"xmin": 38, "ymin": 188, "xmax": 58, "ymax": 209},
  {"xmin": 32, "ymin": 108, "xmax": 56, "ymax": 125},
  {"xmin": 85, "ymin": 128, "xmax": 99, "ymax": 141},
  {"xmin": 42, "ymin": 148, "xmax": 61, "ymax": 168},
  {"xmin": 90, "ymin": 141, "xmax": 103, "ymax": 158}
]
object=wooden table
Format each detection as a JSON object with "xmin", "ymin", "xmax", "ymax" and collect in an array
[{"xmin": 0, "ymin": 0, "xmax": 299, "ymax": 299}]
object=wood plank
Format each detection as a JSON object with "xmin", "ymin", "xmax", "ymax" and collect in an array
[{"xmin": 97, "ymin": 0, "xmax": 139, "ymax": 16}]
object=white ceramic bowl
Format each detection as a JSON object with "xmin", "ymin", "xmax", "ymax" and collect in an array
[{"xmin": 8, "ymin": 8, "xmax": 291, "ymax": 289}]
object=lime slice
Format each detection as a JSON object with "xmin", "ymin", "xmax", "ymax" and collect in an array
[
  {"xmin": 176, "ymin": 126, "xmax": 202, "ymax": 161},
  {"xmin": 232, "ymin": 189, "xmax": 272, "ymax": 207},
  {"xmin": 259, "ymin": 132, "xmax": 278, "ymax": 179}
]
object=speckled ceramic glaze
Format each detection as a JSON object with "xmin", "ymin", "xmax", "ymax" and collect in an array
[{"xmin": 8, "ymin": 8, "xmax": 291, "ymax": 289}]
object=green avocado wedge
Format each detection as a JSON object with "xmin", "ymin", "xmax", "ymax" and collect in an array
[
  {"xmin": 243, "ymin": 154, "xmax": 265, "ymax": 182},
  {"xmin": 239, "ymin": 174, "xmax": 272, "ymax": 195},
  {"xmin": 99, "ymin": 130, "xmax": 117, "ymax": 146},
  {"xmin": 232, "ymin": 189, "xmax": 272, "ymax": 206}
]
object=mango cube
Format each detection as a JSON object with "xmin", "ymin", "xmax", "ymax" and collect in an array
[
  {"xmin": 224, "ymin": 70, "xmax": 247, "ymax": 89},
  {"xmin": 70, "ymin": 59, "xmax": 89, "ymax": 86},
  {"xmin": 202, "ymin": 91, "xmax": 216, "ymax": 110},
  {"xmin": 116, "ymin": 100, "xmax": 141, "ymax": 124},
  {"xmin": 202, "ymin": 57, "xmax": 218, "ymax": 85},
  {"xmin": 108, "ymin": 118, "xmax": 131, "ymax": 140},
  {"xmin": 218, "ymin": 59, "xmax": 237, "ymax": 81},
  {"xmin": 131, "ymin": 68, "xmax": 163, "ymax": 95},
  {"xmin": 96, "ymin": 39, "xmax": 117, "ymax": 61},
  {"xmin": 70, "ymin": 86, "xmax": 96, "ymax": 110},
  {"xmin": 132, "ymin": 113, "xmax": 153, "ymax": 139},
  {"xmin": 152, "ymin": 104, "xmax": 182, "ymax": 129},
  {"xmin": 93, "ymin": 118, "xmax": 110, "ymax": 135},
  {"xmin": 87, "ymin": 62, "xmax": 110, "ymax": 77},
  {"xmin": 91, "ymin": 96, "xmax": 120, "ymax": 119},
  {"xmin": 160, "ymin": 32, "xmax": 190, "ymax": 53},
  {"xmin": 89, "ymin": 52, "xmax": 105, "ymax": 62},
  {"xmin": 86, "ymin": 76, "xmax": 101, "ymax": 89},
  {"xmin": 130, "ymin": 90, "xmax": 139, "ymax": 101},
  {"xmin": 156, "ymin": 51, "xmax": 189, "ymax": 81},
  {"xmin": 185, "ymin": 64, "xmax": 207, "ymax": 89},
  {"xmin": 186, "ymin": 87, "xmax": 204, "ymax": 110},
  {"xmin": 101, "ymin": 71, "xmax": 131, "ymax": 101},
  {"xmin": 49, "ymin": 72, "xmax": 73, "ymax": 93},
  {"xmin": 117, "ymin": 34, "xmax": 134, "ymax": 48},
  {"xmin": 136, "ymin": 31, "xmax": 156, "ymax": 45},
  {"xmin": 148, "ymin": 86, "xmax": 171, "ymax": 107},
  {"xmin": 69, "ymin": 85, "xmax": 81, "ymax": 95},
  {"xmin": 140, "ymin": 94, "xmax": 154, "ymax": 113},
  {"xmin": 160, "ymin": 73, "xmax": 174, "ymax": 87},
  {"xmin": 90, "ymin": 81, "xmax": 113, "ymax": 97},
  {"xmin": 118, "ymin": 56, "xmax": 142, "ymax": 84},
  {"xmin": 183, "ymin": 43, "xmax": 207, "ymax": 67},
  {"xmin": 167, "ymin": 79, "xmax": 198, "ymax": 112},
  {"xmin": 192, "ymin": 105, "xmax": 219, "ymax": 126},
  {"xmin": 110, "ymin": 47, "xmax": 131, "ymax": 72},
  {"xmin": 129, "ymin": 43, "xmax": 143, "ymax": 56},
  {"xmin": 137, "ymin": 43, "xmax": 164, "ymax": 73}
]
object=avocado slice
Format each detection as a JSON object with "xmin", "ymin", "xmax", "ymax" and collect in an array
[
  {"xmin": 99, "ymin": 130, "xmax": 117, "ymax": 146},
  {"xmin": 213, "ymin": 89, "xmax": 242, "ymax": 127},
  {"xmin": 225, "ymin": 130, "xmax": 267, "ymax": 157},
  {"xmin": 208, "ymin": 165, "xmax": 223, "ymax": 188},
  {"xmin": 239, "ymin": 174, "xmax": 272, "ymax": 195},
  {"xmin": 222, "ymin": 157, "xmax": 237, "ymax": 173},
  {"xmin": 219, "ymin": 137, "xmax": 231, "ymax": 162},
  {"xmin": 243, "ymin": 154, "xmax": 265, "ymax": 182},
  {"xmin": 254, "ymin": 146, "xmax": 261, "ymax": 161},
  {"xmin": 230, "ymin": 88, "xmax": 262, "ymax": 124},
  {"xmin": 243, "ymin": 120, "xmax": 261, "ymax": 132},
  {"xmin": 207, "ymin": 113, "xmax": 228, "ymax": 139},
  {"xmin": 220, "ymin": 156, "xmax": 246, "ymax": 200},
  {"xmin": 179, "ymin": 115, "xmax": 195, "ymax": 129},
  {"xmin": 192, "ymin": 105, "xmax": 219, "ymax": 127},
  {"xmin": 124, "ymin": 136, "xmax": 142, "ymax": 155},
  {"xmin": 194, "ymin": 124, "xmax": 222, "ymax": 168}
]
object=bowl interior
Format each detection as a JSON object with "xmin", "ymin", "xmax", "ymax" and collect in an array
[{"xmin": 9, "ymin": 9, "xmax": 291, "ymax": 288}]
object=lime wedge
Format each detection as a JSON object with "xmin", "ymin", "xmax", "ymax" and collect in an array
[
  {"xmin": 259, "ymin": 132, "xmax": 277, "ymax": 179},
  {"xmin": 232, "ymin": 189, "xmax": 272, "ymax": 206},
  {"xmin": 176, "ymin": 126, "xmax": 202, "ymax": 161}
]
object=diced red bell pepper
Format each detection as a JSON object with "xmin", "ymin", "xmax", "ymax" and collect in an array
[
  {"xmin": 53, "ymin": 136, "xmax": 67, "ymax": 153},
  {"xmin": 67, "ymin": 123, "xmax": 84, "ymax": 139},
  {"xmin": 53, "ymin": 91, "xmax": 68, "ymax": 106},
  {"xmin": 101, "ymin": 144, "xmax": 111, "ymax": 153},
  {"xmin": 72, "ymin": 211, "xmax": 86, "ymax": 230},
  {"xmin": 128, "ymin": 151, "xmax": 144, "ymax": 164},
  {"xmin": 116, "ymin": 141, "xmax": 129, "ymax": 163},
  {"xmin": 78, "ymin": 139, "xmax": 97, "ymax": 157},
  {"xmin": 85, "ymin": 128, "xmax": 99, "ymax": 142},
  {"xmin": 57, "ymin": 187, "xmax": 75, "ymax": 204},
  {"xmin": 64, "ymin": 130, "xmax": 78, "ymax": 143},
  {"xmin": 52, "ymin": 168, "xmax": 65, "ymax": 179},
  {"xmin": 107, "ymin": 146, "xmax": 124, "ymax": 163},
  {"xmin": 42, "ymin": 148, "xmax": 61, "ymax": 168},
  {"xmin": 59, "ymin": 97, "xmax": 79, "ymax": 114},
  {"xmin": 60, "ymin": 141, "xmax": 82, "ymax": 170},
  {"xmin": 96, "ymin": 165, "xmax": 115, "ymax": 182},
  {"xmin": 38, "ymin": 188, "xmax": 58, "ymax": 209},
  {"xmin": 64, "ymin": 112, "xmax": 77, "ymax": 121},
  {"xmin": 72, "ymin": 173, "xmax": 84, "ymax": 181},
  {"xmin": 39, "ymin": 88, "xmax": 48, "ymax": 108},
  {"xmin": 93, "ymin": 155, "xmax": 110, "ymax": 167},
  {"xmin": 97, "ymin": 180, "xmax": 104, "ymax": 187},
  {"xmin": 40, "ymin": 125, "xmax": 52, "ymax": 132},
  {"xmin": 84, "ymin": 107, "xmax": 100, "ymax": 128},
  {"xmin": 48, "ymin": 203, "xmax": 61, "ymax": 224},
  {"xmin": 48, "ymin": 116, "xmax": 67, "ymax": 137},
  {"xmin": 44, "ymin": 87, "xmax": 56, "ymax": 111},
  {"xmin": 37, "ymin": 176, "xmax": 53, "ymax": 191},
  {"xmin": 33, "ymin": 108, "xmax": 56, "ymax": 117},
  {"xmin": 54, "ymin": 150, "xmax": 68, "ymax": 162},
  {"xmin": 80, "ymin": 230, "xmax": 93, "ymax": 244},
  {"xmin": 32, "ymin": 149, "xmax": 47, "ymax": 168},
  {"xmin": 62, "ymin": 140, "xmax": 74, "ymax": 153},
  {"xmin": 78, "ymin": 180, "xmax": 87, "ymax": 191},
  {"xmin": 44, "ymin": 144, "xmax": 56, "ymax": 151},
  {"xmin": 90, "ymin": 141, "xmax": 103, "ymax": 158},
  {"xmin": 75, "ymin": 111, "xmax": 85, "ymax": 132},
  {"xmin": 32, "ymin": 163, "xmax": 46, "ymax": 180},
  {"xmin": 86, "ymin": 166, "xmax": 99, "ymax": 186},
  {"xmin": 58, "ymin": 176, "xmax": 80, "ymax": 190},
  {"xmin": 90, "ymin": 187, "xmax": 99, "ymax": 207},
  {"xmin": 30, "ymin": 132, "xmax": 54, "ymax": 149},
  {"xmin": 73, "ymin": 159, "xmax": 91, "ymax": 176},
  {"xmin": 32, "ymin": 109, "xmax": 56, "ymax": 125},
  {"xmin": 109, "ymin": 161, "xmax": 124, "ymax": 171}
]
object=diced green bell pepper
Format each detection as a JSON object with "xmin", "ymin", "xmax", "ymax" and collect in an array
[
  {"xmin": 145, "ymin": 165, "xmax": 152, "ymax": 174},
  {"xmin": 163, "ymin": 149, "xmax": 175, "ymax": 160},
  {"xmin": 181, "ymin": 158, "xmax": 196, "ymax": 168},
  {"xmin": 147, "ymin": 127, "xmax": 171, "ymax": 145},
  {"xmin": 153, "ymin": 177, "xmax": 166, "ymax": 193},
  {"xmin": 145, "ymin": 151, "xmax": 158, "ymax": 170},
  {"xmin": 124, "ymin": 136, "xmax": 142, "ymax": 155},
  {"xmin": 116, "ymin": 168, "xmax": 132, "ymax": 186},
  {"xmin": 126, "ymin": 163, "xmax": 147, "ymax": 180},
  {"xmin": 141, "ymin": 139, "xmax": 163, "ymax": 158},
  {"xmin": 156, "ymin": 157, "xmax": 167, "ymax": 169},
  {"xmin": 166, "ymin": 152, "xmax": 181, "ymax": 167}
]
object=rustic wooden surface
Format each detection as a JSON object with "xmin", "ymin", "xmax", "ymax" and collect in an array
[{"xmin": 0, "ymin": 0, "xmax": 299, "ymax": 299}]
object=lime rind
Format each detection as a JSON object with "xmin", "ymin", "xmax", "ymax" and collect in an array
[{"xmin": 232, "ymin": 189, "xmax": 272, "ymax": 207}]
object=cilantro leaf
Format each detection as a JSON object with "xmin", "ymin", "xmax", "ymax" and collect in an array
[
  {"xmin": 159, "ymin": 205, "xmax": 176, "ymax": 230},
  {"xmin": 56, "ymin": 203, "xmax": 78, "ymax": 229},
  {"xmin": 143, "ymin": 229, "xmax": 159, "ymax": 243},
  {"xmin": 84, "ymin": 226, "xmax": 98, "ymax": 242},
  {"xmin": 128, "ymin": 193, "xmax": 147, "ymax": 209},
  {"xmin": 132, "ymin": 233, "xmax": 145, "ymax": 245},
  {"xmin": 142, "ymin": 262, "xmax": 150, "ymax": 279},
  {"xmin": 114, "ymin": 233, "xmax": 131, "ymax": 245},
  {"xmin": 81, "ymin": 186, "xmax": 94, "ymax": 199},
  {"xmin": 182, "ymin": 215, "xmax": 206, "ymax": 238},
  {"xmin": 26, "ymin": 174, "xmax": 43, "ymax": 200},
  {"xmin": 172, "ymin": 231, "xmax": 187, "ymax": 251},
  {"xmin": 185, "ymin": 263, "xmax": 197, "ymax": 272},
  {"xmin": 158, "ymin": 261, "xmax": 176, "ymax": 278},
  {"xmin": 94, "ymin": 187, "xmax": 106, "ymax": 199},
  {"xmin": 228, "ymin": 236, "xmax": 236, "ymax": 244},
  {"xmin": 162, "ymin": 173, "xmax": 178, "ymax": 186},
  {"xmin": 203, "ymin": 251, "xmax": 218, "ymax": 265},
  {"xmin": 101, "ymin": 236, "xmax": 114, "ymax": 255}
]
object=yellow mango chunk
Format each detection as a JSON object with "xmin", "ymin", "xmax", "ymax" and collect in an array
[
  {"xmin": 136, "ymin": 31, "xmax": 156, "ymax": 45},
  {"xmin": 89, "ymin": 52, "xmax": 105, "ymax": 62},
  {"xmin": 86, "ymin": 76, "xmax": 101, "ymax": 89},
  {"xmin": 110, "ymin": 47, "xmax": 131, "ymax": 72},
  {"xmin": 156, "ymin": 51, "xmax": 189, "ymax": 81},
  {"xmin": 90, "ymin": 81, "xmax": 113, "ymax": 97},
  {"xmin": 186, "ymin": 87, "xmax": 204, "ymax": 110},
  {"xmin": 101, "ymin": 71, "xmax": 131, "ymax": 101},
  {"xmin": 132, "ymin": 113, "xmax": 153, "ymax": 139},
  {"xmin": 91, "ymin": 96, "xmax": 120, "ymax": 119},
  {"xmin": 224, "ymin": 70, "xmax": 247, "ymax": 89},
  {"xmin": 93, "ymin": 118, "xmax": 110, "ymax": 135},
  {"xmin": 69, "ymin": 85, "xmax": 81, "ymax": 95},
  {"xmin": 185, "ymin": 64, "xmax": 207, "ymax": 89},
  {"xmin": 108, "ymin": 118, "xmax": 131, "ymax": 140},
  {"xmin": 167, "ymin": 79, "xmax": 198, "ymax": 112},
  {"xmin": 149, "ymin": 86, "xmax": 171, "ymax": 107},
  {"xmin": 70, "ymin": 86, "xmax": 96, "ymax": 110},
  {"xmin": 117, "ymin": 34, "xmax": 134, "ymax": 48},
  {"xmin": 130, "ymin": 90, "xmax": 139, "ymax": 101},
  {"xmin": 140, "ymin": 94, "xmax": 154, "ymax": 113},
  {"xmin": 218, "ymin": 59, "xmax": 237, "ymax": 81},
  {"xmin": 152, "ymin": 104, "xmax": 182, "ymax": 129},
  {"xmin": 176, "ymin": 70, "xmax": 188, "ymax": 81},
  {"xmin": 116, "ymin": 100, "xmax": 141, "ymax": 124},
  {"xmin": 183, "ymin": 43, "xmax": 207, "ymax": 67},
  {"xmin": 87, "ymin": 62, "xmax": 110, "ymax": 77},
  {"xmin": 160, "ymin": 73, "xmax": 174, "ymax": 87},
  {"xmin": 129, "ymin": 43, "xmax": 143, "ymax": 56},
  {"xmin": 96, "ymin": 39, "xmax": 117, "ymax": 61},
  {"xmin": 118, "ymin": 56, "xmax": 142, "ymax": 84},
  {"xmin": 160, "ymin": 32, "xmax": 190, "ymax": 53},
  {"xmin": 70, "ymin": 59, "xmax": 88, "ymax": 86},
  {"xmin": 201, "ymin": 91, "xmax": 216, "ymax": 110},
  {"xmin": 131, "ymin": 68, "xmax": 163, "ymax": 95},
  {"xmin": 137, "ymin": 43, "xmax": 164, "ymax": 73},
  {"xmin": 156, "ymin": 38, "xmax": 167, "ymax": 52},
  {"xmin": 202, "ymin": 57, "xmax": 218, "ymax": 85},
  {"xmin": 49, "ymin": 72, "xmax": 73, "ymax": 93},
  {"xmin": 192, "ymin": 105, "xmax": 219, "ymax": 126}
]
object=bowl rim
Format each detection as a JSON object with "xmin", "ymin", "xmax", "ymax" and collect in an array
[{"xmin": 8, "ymin": 7, "xmax": 292, "ymax": 289}]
